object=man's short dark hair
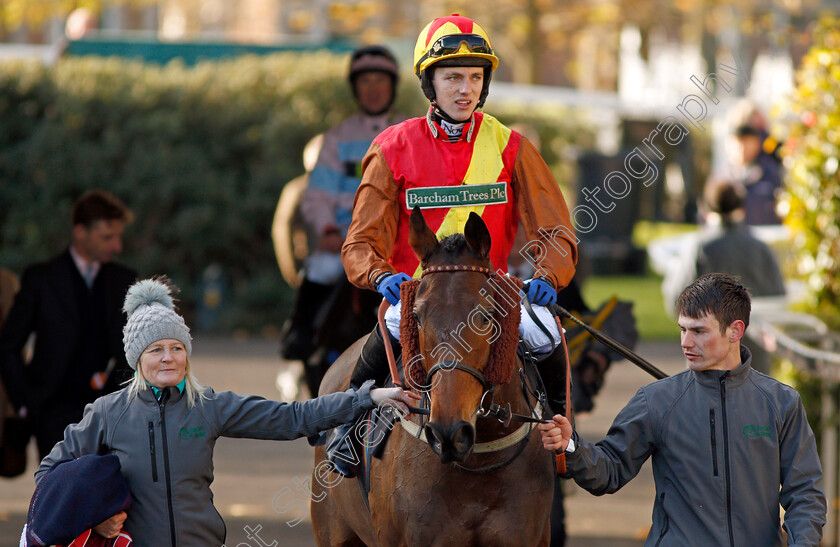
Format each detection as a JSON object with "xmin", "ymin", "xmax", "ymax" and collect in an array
[
  {"xmin": 676, "ymin": 273, "xmax": 751, "ymax": 333},
  {"xmin": 72, "ymin": 190, "xmax": 132, "ymax": 228}
]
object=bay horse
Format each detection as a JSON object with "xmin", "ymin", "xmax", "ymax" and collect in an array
[{"xmin": 311, "ymin": 208, "xmax": 555, "ymax": 546}]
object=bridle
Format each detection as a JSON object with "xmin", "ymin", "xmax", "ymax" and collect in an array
[
  {"xmin": 421, "ymin": 263, "xmax": 504, "ymax": 419},
  {"xmin": 379, "ymin": 263, "xmax": 554, "ymax": 473}
]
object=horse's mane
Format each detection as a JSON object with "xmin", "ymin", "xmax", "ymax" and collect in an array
[{"xmin": 399, "ymin": 256, "xmax": 522, "ymax": 388}]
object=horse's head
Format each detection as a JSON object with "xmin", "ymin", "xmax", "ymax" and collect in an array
[{"xmin": 402, "ymin": 206, "xmax": 520, "ymax": 464}]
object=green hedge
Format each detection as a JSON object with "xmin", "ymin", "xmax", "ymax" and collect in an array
[{"xmin": 0, "ymin": 53, "xmax": 590, "ymax": 333}]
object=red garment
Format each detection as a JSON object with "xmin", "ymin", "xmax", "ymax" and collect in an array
[
  {"xmin": 65, "ymin": 530, "xmax": 132, "ymax": 547},
  {"xmin": 342, "ymin": 110, "xmax": 577, "ymax": 290}
]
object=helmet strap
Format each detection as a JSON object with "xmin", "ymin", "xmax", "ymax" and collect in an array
[
  {"xmin": 477, "ymin": 66, "xmax": 492, "ymax": 109},
  {"xmin": 431, "ymin": 103, "xmax": 466, "ymax": 125},
  {"xmin": 419, "ymin": 68, "xmax": 436, "ymax": 102}
]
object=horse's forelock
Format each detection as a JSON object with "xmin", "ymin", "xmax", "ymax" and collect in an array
[{"xmin": 425, "ymin": 234, "xmax": 489, "ymax": 268}]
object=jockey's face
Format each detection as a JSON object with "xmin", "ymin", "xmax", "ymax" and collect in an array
[
  {"xmin": 355, "ymin": 71, "xmax": 393, "ymax": 115},
  {"xmin": 431, "ymin": 66, "xmax": 484, "ymax": 122}
]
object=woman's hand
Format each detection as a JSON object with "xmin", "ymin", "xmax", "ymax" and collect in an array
[
  {"xmin": 370, "ymin": 387, "xmax": 422, "ymax": 414},
  {"xmin": 538, "ymin": 414, "xmax": 573, "ymax": 452},
  {"xmin": 93, "ymin": 511, "xmax": 127, "ymax": 538}
]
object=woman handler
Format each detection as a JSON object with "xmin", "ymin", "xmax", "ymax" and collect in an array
[{"xmin": 36, "ymin": 278, "xmax": 417, "ymax": 546}]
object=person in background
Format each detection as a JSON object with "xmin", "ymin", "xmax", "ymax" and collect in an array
[
  {"xmin": 0, "ymin": 190, "xmax": 136, "ymax": 459},
  {"xmin": 280, "ymin": 45, "xmax": 409, "ymax": 388},
  {"xmin": 725, "ymin": 99, "xmax": 783, "ymax": 225},
  {"xmin": 36, "ymin": 278, "xmax": 418, "ymax": 546},
  {"xmin": 662, "ymin": 178, "xmax": 785, "ymax": 373},
  {"xmin": 541, "ymin": 273, "xmax": 825, "ymax": 546}
]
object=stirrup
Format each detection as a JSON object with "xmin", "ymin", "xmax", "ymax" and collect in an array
[{"xmin": 325, "ymin": 422, "xmax": 360, "ymax": 478}]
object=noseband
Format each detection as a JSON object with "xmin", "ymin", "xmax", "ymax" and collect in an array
[{"xmin": 425, "ymin": 360, "xmax": 490, "ymax": 392}]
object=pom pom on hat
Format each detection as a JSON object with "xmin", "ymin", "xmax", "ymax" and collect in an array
[
  {"xmin": 122, "ymin": 277, "xmax": 192, "ymax": 369},
  {"xmin": 123, "ymin": 278, "xmax": 175, "ymax": 317}
]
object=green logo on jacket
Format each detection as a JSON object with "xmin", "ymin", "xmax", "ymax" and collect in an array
[
  {"xmin": 179, "ymin": 426, "xmax": 206, "ymax": 440},
  {"xmin": 743, "ymin": 425, "xmax": 772, "ymax": 439}
]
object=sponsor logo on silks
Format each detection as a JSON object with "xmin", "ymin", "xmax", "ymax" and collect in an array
[
  {"xmin": 743, "ymin": 425, "xmax": 772, "ymax": 439},
  {"xmin": 405, "ymin": 182, "xmax": 508, "ymax": 210},
  {"xmin": 179, "ymin": 426, "xmax": 207, "ymax": 440}
]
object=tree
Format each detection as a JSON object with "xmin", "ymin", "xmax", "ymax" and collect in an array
[{"xmin": 781, "ymin": 16, "xmax": 840, "ymax": 326}]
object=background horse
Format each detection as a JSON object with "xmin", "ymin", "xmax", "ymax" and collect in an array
[{"xmin": 311, "ymin": 208, "xmax": 554, "ymax": 546}]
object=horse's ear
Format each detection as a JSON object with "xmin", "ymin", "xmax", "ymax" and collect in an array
[
  {"xmin": 464, "ymin": 212, "xmax": 491, "ymax": 258},
  {"xmin": 409, "ymin": 206, "xmax": 439, "ymax": 261}
]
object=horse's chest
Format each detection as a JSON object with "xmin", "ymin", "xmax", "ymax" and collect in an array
[{"xmin": 369, "ymin": 434, "xmax": 552, "ymax": 545}]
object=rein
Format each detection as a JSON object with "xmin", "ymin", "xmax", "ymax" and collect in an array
[{"xmin": 378, "ymin": 299, "xmax": 403, "ymax": 388}]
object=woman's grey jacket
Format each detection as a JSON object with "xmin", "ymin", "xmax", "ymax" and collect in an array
[{"xmin": 36, "ymin": 380, "xmax": 376, "ymax": 546}]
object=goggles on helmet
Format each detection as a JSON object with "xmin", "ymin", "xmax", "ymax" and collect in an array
[{"xmin": 415, "ymin": 34, "xmax": 494, "ymax": 73}]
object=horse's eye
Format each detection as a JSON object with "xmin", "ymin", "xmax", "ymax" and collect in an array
[{"xmin": 412, "ymin": 309, "xmax": 422, "ymax": 326}]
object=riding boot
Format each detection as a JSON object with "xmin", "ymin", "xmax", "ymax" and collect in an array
[
  {"xmin": 348, "ymin": 326, "xmax": 399, "ymax": 389},
  {"xmin": 279, "ymin": 278, "xmax": 331, "ymax": 361},
  {"xmin": 535, "ymin": 343, "xmax": 569, "ymax": 417},
  {"xmin": 326, "ymin": 326, "xmax": 399, "ymax": 477}
]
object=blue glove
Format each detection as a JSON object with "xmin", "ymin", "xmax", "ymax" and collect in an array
[
  {"xmin": 526, "ymin": 278, "xmax": 557, "ymax": 307},
  {"xmin": 376, "ymin": 273, "xmax": 412, "ymax": 306}
]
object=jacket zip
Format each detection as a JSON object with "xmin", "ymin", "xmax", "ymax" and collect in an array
[
  {"xmin": 709, "ymin": 409, "xmax": 718, "ymax": 477},
  {"xmin": 148, "ymin": 421, "xmax": 158, "ymax": 482},
  {"xmin": 720, "ymin": 375, "xmax": 735, "ymax": 547},
  {"xmin": 158, "ymin": 388, "xmax": 178, "ymax": 547}
]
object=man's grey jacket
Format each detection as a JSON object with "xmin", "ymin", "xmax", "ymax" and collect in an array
[{"xmin": 565, "ymin": 347, "xmax": 825, "ymax": 546}]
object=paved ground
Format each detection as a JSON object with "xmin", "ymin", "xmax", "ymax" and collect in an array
[{"xmin": 0, "ymin": 337, "xmax": 687, "ymax": 546}]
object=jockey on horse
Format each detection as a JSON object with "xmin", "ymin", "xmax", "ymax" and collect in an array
[
  {"xmin": 328, "ymin": 14, "xmax": 578, "ymax": 476},
  {"xmin": 279, "ymin": 45, "xmax": 409, "ymax": 394}
]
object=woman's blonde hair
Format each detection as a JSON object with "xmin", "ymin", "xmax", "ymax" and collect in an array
[{"xmin": 126, "ymin": 356, "xmax": 207, "ymax": 408}]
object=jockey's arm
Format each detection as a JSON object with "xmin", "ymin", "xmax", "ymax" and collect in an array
[
  {"xmin": 342, "ymin": 143, "xmax": 400, "ymax": 291},
  {"xmin": 301, "ymin": 129, "xmax": 342, "ymax": 238},
  {"xmin": 513, "ymin": 137, "xmax": 578, "ymax": 291}
]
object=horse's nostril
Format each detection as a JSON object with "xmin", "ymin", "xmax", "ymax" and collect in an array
[
  {"xmin": 425, "ymin": 421, "xmax": 475, "ymax": 463},
  {"xmin": 451, "ymin": 421, "xmax": 475, "ymax": 453},
  {"xmin": 424, "ymin": 424, "xmax": 443, "ymax": 455}
]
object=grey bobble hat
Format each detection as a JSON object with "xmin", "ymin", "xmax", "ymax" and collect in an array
[{"xmin": 122, "ymin": 278, "xmax": 192, "ymax": 369}]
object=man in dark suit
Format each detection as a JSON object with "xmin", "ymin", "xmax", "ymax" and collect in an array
[{"xmin": 0, "ymin": 190, "xmax": 137, "ymax": 458}]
